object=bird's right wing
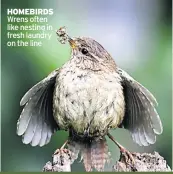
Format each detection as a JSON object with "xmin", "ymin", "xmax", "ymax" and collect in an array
[
  {"xmin": 117, "ymin": 68, "xmax": 163, "ymax": 146},
  {"xmin": 17, "ymin": 69, "xmax": 60, "ymax": 147}
]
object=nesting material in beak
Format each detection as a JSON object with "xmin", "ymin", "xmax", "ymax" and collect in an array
[
  {"xmin": 68, "ymin": 38, "xmax": 77, "ymax": 49},
  {"xmin": 56, "ymin": 26, "xmax": 77, "ymax": 49}
]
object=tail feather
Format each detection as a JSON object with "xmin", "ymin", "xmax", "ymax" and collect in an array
[
  {"xmin": 68, "ymin": 138, "xmax": 110, "ymax": 171},
  {"xmin": 83, "ymin": 145, "xmax": 92, "ymax": 171},
  {"xmin": 91, "ymin": 139, "xmax": 109, "ymax": 171}
]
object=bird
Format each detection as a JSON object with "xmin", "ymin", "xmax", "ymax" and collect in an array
[{"xmin": 17, "ymin": 27, "xmax": 163, "ymax": 171}]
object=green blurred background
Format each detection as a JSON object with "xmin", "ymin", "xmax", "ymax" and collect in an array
[{"xmin": 1, "ymin": 0, "xmax": 172, "ymax": 172}]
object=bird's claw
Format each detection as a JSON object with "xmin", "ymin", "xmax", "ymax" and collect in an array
[
  {"xmin": 53, "ymin": 148, "xmax": 70, "ymax": 155},
  {"xmin": 120, "ymin": 147, "xmax": 135, "ymax": 168}
]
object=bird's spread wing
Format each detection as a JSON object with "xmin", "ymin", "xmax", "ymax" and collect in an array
[
  {"xmin": 117, "ymin": 68, "xmax": 163, "ymax": 146},
  {"xmin": 17, "ymin": 70, "xmax": 60, "ymax": 147}
]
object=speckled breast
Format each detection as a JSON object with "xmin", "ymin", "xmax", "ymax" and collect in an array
[{"xmin": 53, "ymin": 67, "xmax": 125, "ymax": 138}]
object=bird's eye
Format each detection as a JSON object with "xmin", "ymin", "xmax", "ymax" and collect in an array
[{"xmin": 81, "ymin": 48, "xmax": 88, "ymax": 55}]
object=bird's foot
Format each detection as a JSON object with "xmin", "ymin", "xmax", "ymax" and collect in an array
[
  {"xmin": 53, "ymin": 140, "xmax": 69, "ymax": 155},
  {"xmin": 54, "ymin": 148, "xmax": 70, "ymax": 155},
  {"xmin": 107, "ymin": 133, "xmax": 136, "ymax": 169},
  {"xmin": 119, "ymin": 147, "xmax": 135, "ymax": 169}
]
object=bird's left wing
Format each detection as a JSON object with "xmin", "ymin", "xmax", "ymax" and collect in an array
[
  {"xmin": 117, "ymin": 68, "xmax": 163, "ymax": 146},
  {"xmin": 17, "ymin": 69, "xmax": 60, "ymax": 147}
]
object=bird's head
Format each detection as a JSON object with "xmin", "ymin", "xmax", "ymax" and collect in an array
[
  {"xmin": 68, "ymin": 37, "xmax": 116, "ymax": 71},
  {"xmin": 56, "ymin": 27, "xmax": 116, "ymax": 71}
]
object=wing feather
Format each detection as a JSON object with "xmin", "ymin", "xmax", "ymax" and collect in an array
[
  {"xmin": 117, "ymin": 68, "xmax": 163, "ymax": 146},
  {"xmin": 17, "ymin": 69, "xmax": 60, "ymax": 147}
]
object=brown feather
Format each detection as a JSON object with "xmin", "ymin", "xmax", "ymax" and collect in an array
[{"xmin": 68, "ymin": 138, "xmax": 110, "ymax": 171}]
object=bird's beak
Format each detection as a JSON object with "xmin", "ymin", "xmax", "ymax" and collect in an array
[{"xmin": 68, "ymin": 37, "xmax": 77, "ymax": 49}]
